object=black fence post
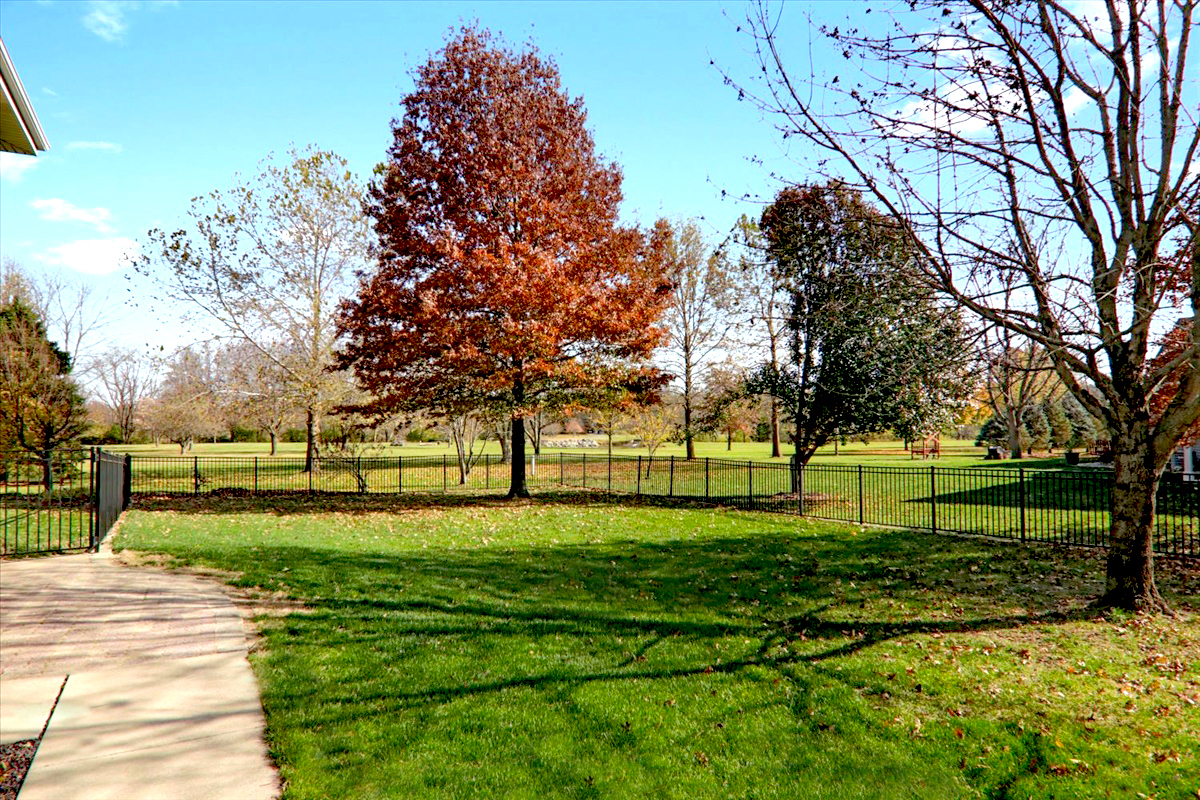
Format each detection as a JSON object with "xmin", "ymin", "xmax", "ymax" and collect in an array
[
  {"xmin": 559, "ymin": 452, "xmax": 564, "ymax": 486},
  {"xmin": 194, "ymin": 456, "xmax": 200, "ymax": 495},
  {"xmin": 442, "ymin": 455, "xmax": 447, "ymax": 493},
  {"xmin": 1019, "ymin": 467, "xmax": 1027, "ymax": 543},
  {"xmin": 123, "ymin": 454, "xmax": 132, "ymax": 510},
  {"xmin": 254, "ymin": 456, "xmax": 259, "ymax": 494},
  {"xmin": 486, "ymin": 453, "xmax": 490, "ymax": 489},
  {"xmin": 797, "ymin": 461, "xmax": 805, "ymax": 517},
  {"xmin": 90, "ymin": 449, "xmax": 99, "ymax": 550},
  {"xmin": 930, "ymin": 465, "xmax": 938, "ymax": 535},
  {"xmin": 705, "ymin": 457, "xmax": 710, "ymax": 500},
  {"xmin": 608, "ymin": 452, "xmax": 613, "ymax": 492},
  {"xmin": 858, "ymin": 464, "xmax": 865, "ymax": 525},
  {"xmin": 398, "ymin": 456, "xmax": 403, "ymax": 493},
  {"xmin": 636, "ymin": 456, "xmax": 642, "ymax": 496},
  {"xmin": 583, "ymin": 452, "xmax": 587, "ymax": 489},
  {"xmin": 747, "ymin": 460, "xmax": 753, "ymax": 509},
  {"xmin": 669, "ymin": 455, "xmax": 675, "ymax": 497}
]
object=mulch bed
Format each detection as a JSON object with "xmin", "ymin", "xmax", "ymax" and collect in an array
[{"xmin": 0, "ymin": 739, "xmax": 37, "ymax": 800}]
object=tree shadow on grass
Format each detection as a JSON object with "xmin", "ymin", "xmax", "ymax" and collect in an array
[{"xmin": 206, "ymin": 523, "xmax": 1195, "ymax": 722}]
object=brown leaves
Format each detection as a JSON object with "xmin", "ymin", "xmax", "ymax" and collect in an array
[{"xmin": 341, "ymin": 25, "xmax": 670, "ymax": 426}]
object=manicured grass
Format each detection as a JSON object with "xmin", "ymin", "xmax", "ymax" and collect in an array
[
  {"xmin": 115, "ymin": 494, "xmax": 1199, "ymax": 799},
  {"xmin": 106, "ymin": 437, "xmax": 1076, "ymax": 469}
]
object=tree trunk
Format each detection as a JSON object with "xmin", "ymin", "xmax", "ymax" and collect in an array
[
  {"xmin": 770, "ymin": 398, "xmax": 781, "ymax": 459},
  {"xmin": 41, "ymin": 450, "xmax": 54, "ymax": 495},
  {"xmin": 684, "ymin": 400, "xmax": 695, "ymax": 460},
  {"xmin": 497, "ymin": 425, "xmax": 512, "ymax": 465},
  {"xmin": 305, "ymin": 409, "xmax": 321, "ymax": 473},
  {"xmin": 268, "ymin": 430, "xmax": 278, "ymax": 456},
  {"xmin": 727, "ymin": 430, "xmax": 733, "ymax": 450},
  {"xmin": 508, "ymin": 416, "xmax": 530, "ymax": 498},
  {"xmin": 1100, "ymin": 437, "xmax": 1169, "ymax": 612},
  {"xmin": 1006, "ymin": 408, "xmax": 1023, "ymax": 459}
]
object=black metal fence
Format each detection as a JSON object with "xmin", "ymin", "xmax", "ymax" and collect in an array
[
  {"xmin": 120, "ymin": 451, "xmax": 1200, "ymax": 559},
  {"xmin": 557, "ymin": 455, "xmax": 1198, "ymax": 559},
  {"xmin": 1, "ymin": 450, "xmax": 130, "ymax": 557}
]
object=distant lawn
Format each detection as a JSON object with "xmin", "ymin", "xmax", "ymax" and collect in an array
[
  {"xmin": 115, "ymin": 494, "xmax": 1198, "ymax": 799},
  {"xmin": 107, "ymin": 437, "xmax": 1079, "ymax": 470}
]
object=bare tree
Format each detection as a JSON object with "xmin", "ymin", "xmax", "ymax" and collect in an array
[
  {"xmin": 719, "ymin": 216, "xmax": 789, "ymax": 457},
  {"xmin": 733, "ymin": 0, "xmax": 1199, "ymax": 610},
  {"xmin": 216, "ymin": 341, "xmax": 295, "ymax": 455},
  {"xmin": 137, "ymin": 147, "xmax": 367, "ymax": 471},
  {"xmin": 89, "ymin": 347, "xmax": 154, "ymax": 443},
  {"xmin": 2, "ymin": 258, "xmax": 113, "ymax": 369},
  {"xmin": 145, "ymin": 344, "xmax": 224, "ymax": 453},
  {"xmin": 981, "ymin": 328, "xmax": 1058, "ymax": 458},
  {"xmin": 439, "ymin": 412, "xmax": 486, "ymax": 484},
  {"xmin": 656, "ymin": 218, "xmax": 735, "ymax": 460}
]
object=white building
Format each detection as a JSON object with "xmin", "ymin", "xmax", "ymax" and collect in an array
[{"xmin": 1168, "ymin": 442, "xmax": 1200, "ymax": 481}]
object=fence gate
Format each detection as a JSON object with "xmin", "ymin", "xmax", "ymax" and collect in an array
[{"xmin": 1, "ymin": 449, "xmax": 129, "ymax": 558}]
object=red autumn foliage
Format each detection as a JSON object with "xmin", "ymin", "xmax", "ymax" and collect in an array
[
  {"xmin": 1149, "ymin": 320, "xmax": 1200, "ymax": 447},
  {"xmin": 337, "ymin": 26, "xmax": 671, "ymax": 496}
]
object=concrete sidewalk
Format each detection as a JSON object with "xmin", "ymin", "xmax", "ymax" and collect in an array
[{"xmin": 0, "ymin": 539, "xmax": 279, "ymax": 800}]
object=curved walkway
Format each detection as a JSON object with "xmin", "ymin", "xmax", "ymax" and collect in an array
[{"xmin": 0, "ymin": 537, "xmax": 279, "ymax": 800}]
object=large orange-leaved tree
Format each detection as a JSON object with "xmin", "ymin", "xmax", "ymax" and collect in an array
[{"xmin": 337, "ymin": 26, "xmax": 671, "ymax": 498}]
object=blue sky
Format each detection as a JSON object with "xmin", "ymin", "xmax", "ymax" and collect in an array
[{"xmin": 0, "ymin": 0, "xmax": 841, "ymax": 354}]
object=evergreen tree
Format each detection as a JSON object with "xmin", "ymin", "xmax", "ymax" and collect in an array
[
  {"xmin": 0, "ymin": 298, "xmax": 88, "ymax": 490},
  {"xmin": 1043, "ymin": 398, "xmax": 1072, "ymax": 452},
  {"xmin": 1021, "ymin": 404, "xmax": 1050, "ymax": 454}
]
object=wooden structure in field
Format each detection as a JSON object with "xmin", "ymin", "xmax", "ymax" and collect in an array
[{"xmin": 911, "ymin": 435, "xmax": 940, "ymax": 459}]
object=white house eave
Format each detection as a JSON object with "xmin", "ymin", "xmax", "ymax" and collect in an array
[{"xmin": 0, "ymin": 37, "xmax": 49, "ymax": 155}]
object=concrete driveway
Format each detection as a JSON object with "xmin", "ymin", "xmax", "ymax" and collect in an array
[{"xmin": 0, "ymin": 538, "xmax": 279, "ymax": 800}]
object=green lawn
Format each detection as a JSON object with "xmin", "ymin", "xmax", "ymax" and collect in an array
[
  {"xmin": 115, "ymin": 494, "xmax": 1199, "ymax": 799},
  {"xmin": 104, "ymin": 437, "xmax": 1078, "ymax": 469}
]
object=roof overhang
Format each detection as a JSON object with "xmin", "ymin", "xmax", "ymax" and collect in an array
[{"xmin": 0, "ymin": 37, "xmax": 49, "ymax": 156}]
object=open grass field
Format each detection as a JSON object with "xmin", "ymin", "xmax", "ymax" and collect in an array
[
  {"xmin": 115, "ymin": 493, "xmax": 1200, "ymax": 799},
  {"xmin": 105, "ymin": 438, "xmax": 1079, "ymax": 470}
]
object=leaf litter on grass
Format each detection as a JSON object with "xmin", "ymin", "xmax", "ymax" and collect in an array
[{"xmin": 115, "ymin": 494, "xmax": 1199, "ymax": 799}]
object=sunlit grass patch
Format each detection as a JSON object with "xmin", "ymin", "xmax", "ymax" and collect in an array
[{"xmin": 116, "ymin": 494, "xmax": 1199, "ymax": 799}]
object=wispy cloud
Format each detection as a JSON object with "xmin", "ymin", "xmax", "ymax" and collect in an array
[
  {"xmin": 81, "ymin": 0, "xmax": 178, "ymax": 43},
  {"xmin": 31, "ymin": 198, "xmax": 116, "ymax": 234},
  {"xmin": 34, "ymin": 238, "xmax": 139, "ymax": 276},
  {"xmin": 0, "ymin": 153, "xmax": 40, "ymax": 183},
  {"xmin": 66, "ymin": 140, "xmax": 123, "ymax": 153},
  {"xmin": 83, "ymin": 1, "xmax": 132, "ymax": 42},
  {"xmin": 42, "ymin": 87, "xmax": 58, "ymax": 97}
]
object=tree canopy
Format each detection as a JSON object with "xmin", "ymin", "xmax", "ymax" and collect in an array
[
  {"xmin": 748, "ymin": 181, "xmax": 971, "ymax": 467},
  {"xmin": 338, "ymin": 25, "xmax": 670, "ymax": 497},
  {"xmin": 137, "ymin": 146, "xmax": 366, "ymax": 471},
  {"xmin": 0, "ymin": 297, "xmax": 88, "ymax": 488}
]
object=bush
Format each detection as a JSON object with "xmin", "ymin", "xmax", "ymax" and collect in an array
[
  {"xmin": 753, "ymin": 422, "xmax": 771, "ymax": 443},
  {"xmin": 282, "ymin": 428, "xmax": 307, "ymax": 443},
  {"xmin": 229, "ymin": 425, "xmax": 263, "ymax": 443},
  {"xmin": 405, "ymin": 426, "xmax": 441, "ymax": 443}
]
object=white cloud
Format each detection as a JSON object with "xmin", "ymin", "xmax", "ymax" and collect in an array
[
  {"xmin": 81, "ymin": 1, "xmax": 177, "ymax": 42},
  {"xmin": 82, "ymin": 1, "xmax": 132, "ymax": 42},
  {"xmin": 30, "ymin": 198, "xmax": 116, "ymax": 234},
  {"xmin": 42, "ymin": 87, "xmax": 58, "ymax": 97},
  {"xmin": 34, "ymin": 238, "xmax": 139, "ymax": 276},
  {"xmin": 66, "ymin": 140, "xmax": 123, "ymax": 153},
  {"xmin": 0, "ymin": 153, "xmax": 40, "ymax": 182}
]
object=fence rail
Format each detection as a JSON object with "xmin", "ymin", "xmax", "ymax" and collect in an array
[
  {"xmin": 116, "ymin": 451, "xmax": 1200, "ymax": 559},
  {"xmin": 1, "ymin": 450, "xmax": 129, "ymax": 557}
]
